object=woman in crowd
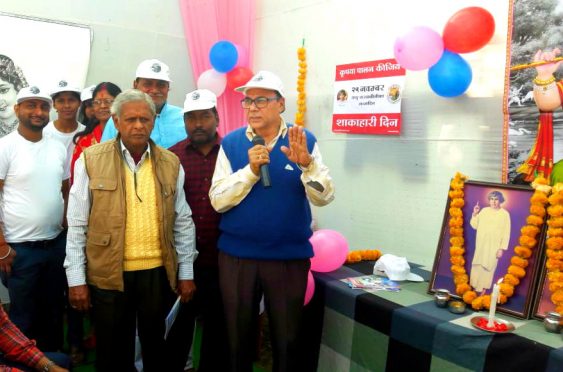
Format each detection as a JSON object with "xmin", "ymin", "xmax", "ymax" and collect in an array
[
  {"xmin": 78, "ymin": 85, "xmax": 96, "ymax": 126},
  {"xmin": 0, "ymin": 54, "xmax": 28, "ymax": 138},
  {"xmin": 71, "ymin": 82, "xmax": 121, "ymax": 182}
]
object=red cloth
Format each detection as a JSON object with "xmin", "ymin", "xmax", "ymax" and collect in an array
[
  {"xmin": 169, "ymin": 135, "xmax": 221, "ymax": 267},
  {"xmin": 0, "ymin": 306, "xmax": 44, "ymax": 371},
  {"xmin": 70, "ymin": 125, "xmax": 103, "ymax": 185},
  {"xmin": 517, "ymin": 81, "xmax": 563, "ymax": 181}
]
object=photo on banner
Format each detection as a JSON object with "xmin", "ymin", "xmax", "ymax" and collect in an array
[
  {"xmin": 0, "ymin": 12, "xmax": 91, "ymax": 139},
  {"xmin": 504, "ymin": 0, "xmax": 563, "ymax": 182},
  {"xmin": 332, "ymin": 59, "xmax": 405, "ymax": 136},
  {"xmin": 429, "ymin": 181, "xmax": 544, "ymax": 319}
]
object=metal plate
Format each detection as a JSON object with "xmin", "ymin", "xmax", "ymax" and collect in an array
[{"xmin": 470, "ymin": 316, "xmax": 515, "ymax": 333}]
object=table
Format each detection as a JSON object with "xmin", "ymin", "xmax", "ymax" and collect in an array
[{"xmin": 303, "ymin": 262, "xmax": 563, "ymax": 372}]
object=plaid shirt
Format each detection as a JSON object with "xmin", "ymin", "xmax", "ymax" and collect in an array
[
  {"xmin": 170, "ymin": 135, "xmax": 221, "ymax": 267},
  {"xmin": 0, "ymin": 306, "xmax": 44, "ymax": 371}
]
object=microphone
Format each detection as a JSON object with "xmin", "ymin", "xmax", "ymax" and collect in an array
[{"xmin": 251, "ymin": 135, "xmax": 271, "ymax": 188}]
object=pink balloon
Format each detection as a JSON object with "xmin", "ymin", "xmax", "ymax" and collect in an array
[
  {"xmin": 235, "ymin": 44, "xmax": 249, "ymax": 68},
  {"xmin": 304, "ymin": 271, "xmax": 315, "ymax": 305},
  {"xmin": 310, "ymin": 229, "xmax": 349, "ymax": 273},
  {"xmin": 394, "ymin": 26, "xmax": 444, "ymax": 71},
  {"xmin": 197, "ymin": 69, "xmax": 227, "ymax": 96}
]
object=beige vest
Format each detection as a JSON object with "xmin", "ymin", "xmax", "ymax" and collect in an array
[{"xmin": 83, "ymin": 139, "xmax": 180, "ymax": 291}]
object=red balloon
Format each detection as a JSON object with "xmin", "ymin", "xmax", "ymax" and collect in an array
[
  {"xmin": 226, "ymin": 67, "xmax": 254, "ymax": 90},
  {"xmin": 443, "ymin": 7, "xmax": 495, "ymax": 53}
]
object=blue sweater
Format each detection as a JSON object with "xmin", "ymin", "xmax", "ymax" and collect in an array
[{"xmin": 219, "ymin": 125, "xmax": 316, "ymax": 260}]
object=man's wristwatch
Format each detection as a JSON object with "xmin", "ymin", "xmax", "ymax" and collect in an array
[{"xmin": 41, "ymin": 360, "xmax": 55, "ymax": 371}]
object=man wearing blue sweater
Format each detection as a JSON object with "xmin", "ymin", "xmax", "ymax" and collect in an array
[
  {"xmin": 100, "ymin": 59, "xmax": 186, "ymax": 148},
  {"xmin": 210, "ymin": 71, "xmax": 334, "ymax": 372}
]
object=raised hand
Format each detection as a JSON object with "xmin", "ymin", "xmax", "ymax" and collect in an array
[
  {"xmin": 280, "ymin": 126, "xmax": 312, "ymax": 167},
  {"xmin": 534, "ymin": 48, "xmax": 562, "ymax": 78}
]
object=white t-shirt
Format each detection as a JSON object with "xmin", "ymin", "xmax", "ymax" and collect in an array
[
  {"xmin": 0, "ymin": 130, "xmax": 70, "ymax": 242},
  {"xmin": 44, "ymin": 121, "xmax": 85, "ymax": 174}
]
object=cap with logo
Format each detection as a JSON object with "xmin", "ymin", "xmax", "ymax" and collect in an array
[
  {"xmin": 50, "ymin": 79, "xmax": 82, "ymax": 98},
  {"xmin": 16, "ymin": 86, "xmax": 53, "ymax": 106},
  {"xmin": 81, "ymin": 85, "xmax": 96, "ymax": 102},
  {"xmin": 136, "ymin": 59, "xmax": 171, "ymax": 82},
  {"xmin": 234, "ymin": 70, "xmax": 285, "ymax": 97},
  {"xmin": 183, "ymin": 89, "xmax": 217, "ymax": 113}
]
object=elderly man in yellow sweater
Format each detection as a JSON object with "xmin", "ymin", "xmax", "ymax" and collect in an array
[{"xmin": 64, "ymin": 89, "xmax": 197, "ymax": 372}]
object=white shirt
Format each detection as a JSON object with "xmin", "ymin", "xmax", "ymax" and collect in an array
[
  {"xmin": 0, "ymin": 130, "xmax": 69, "ymax": 242},
  {"xmin": 64, "ymin": 141, "xmax": 198, "ymax": 287},
  {"xmin": 209, "ymin": 120, "xmax": 335, "ymax": 213},
  {"xmin": 43, "ymin": 121, "xmax": 85, "ymax": 175}
]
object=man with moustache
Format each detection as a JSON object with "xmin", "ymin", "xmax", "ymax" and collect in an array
[
  {"xmin": 210, "ymin": 71, "xmax": 335, "ymax": 371},
  {"xmin": 0, "ymin": 86, "xmax": 70, "ymax": 352},
  {"xmin": 101, "ymin": 59, "xmax": 186, "ymax": 148},
  {"xmin": 65, "ymin": 89, "xmax": 197, "ymax": 371},
  {"xmin": 169, "ymin": 89, "xmax": 228, "ymax": 371}
]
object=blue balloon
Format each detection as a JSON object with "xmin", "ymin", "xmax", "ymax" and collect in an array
[
  {"xmin": 428, "ymin": 50, "xmax": 472, "ymax": 98},
  {"xmin": 209, "ymin": 41, "xmax": 238, "ymax": 73}
]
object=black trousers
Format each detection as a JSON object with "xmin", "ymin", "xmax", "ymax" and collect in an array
[
  {"xmin": 90, "ymin": 267, "xmax": 182, "ymax": 372},
  {"xmin": 218, "ymin": 252, "xmax": 310, "ymax": 372}
]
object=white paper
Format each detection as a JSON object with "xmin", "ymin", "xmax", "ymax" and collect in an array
[{"xmin": 164, "ymin": 296, "xmax": 181, "ymax": 340}]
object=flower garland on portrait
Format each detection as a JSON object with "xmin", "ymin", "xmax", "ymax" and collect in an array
[
  {"xmin": 545, "ymin": 183, "xmax": 563, "ymax": 314},
  {"xmin": 448, "ymin": 172, "xmax": 550, "ymax": 310}
]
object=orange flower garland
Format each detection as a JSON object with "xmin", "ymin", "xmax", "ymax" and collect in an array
[
  {"xmin": 546, "ymin": 183, "xmax": 563, "ymax": 314},
  {"xmin": 346, "ymin": 249, "xmax": 382, "ymax": 263},
  {"xmin": 448, "ymin": 173, "xmax": 550, "ymax": 310},
  {"xmin": 295, "ymin": 40, "xmax": 307, "ymax": 126}
]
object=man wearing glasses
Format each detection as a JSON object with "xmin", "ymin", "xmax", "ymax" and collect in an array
[
  {"xmin": 101, "ymin": 59, "xmax": 186, "ymax": 149},
  {"xmin": 209, "ymin": 71, "xmax": 335, "ymax": 371}
]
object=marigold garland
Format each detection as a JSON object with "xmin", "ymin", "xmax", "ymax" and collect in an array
[
  {"xmin": 447, "ymin": 173, "xmax": 550, "ymax": 310},
  {"xmin": 295, "ymin": 40, "xmax": 307, "ymax": 126},
  {"xmin": 546, "ymin": 183, "xmax": 563, "ymax": 314},
  {"xmin": 346, "ymin": 249, "xmax": 382, "ymax": 263}
]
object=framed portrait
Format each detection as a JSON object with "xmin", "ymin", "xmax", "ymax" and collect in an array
[
  {"xmin": 429, "ymin": 180, "xmax": 544, "ymax": 319},
  {"xmin": 532, "ymin": 255, "xmax": 556, "ymax": 319}
]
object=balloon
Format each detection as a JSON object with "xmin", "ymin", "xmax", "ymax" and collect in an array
[
  {"xmin": 209, "ymin": 40, "xmax": 238, "ymax": 73},
  {"xmin": 428, "ymin": 50, "xmax": 472, "ymax": 98},
  {"xmin": 197, "ymin": 69, "xmax": 227, "ymax": 96},
  {"xmin": 443, "ymin": 7, "xmax": 495, "ymax": 53},
  {"xmin": 235, "ymin": 44, "xmax": 249, "ymax": 68},
  {"xmin": 393, "ymin": 26, "xmax": 444, "ymax": 71},
  {"xmin": 310, "ymin": 229, "xmax": 349, "ymax": 273},
  {"xmin": 226, "ymin": 67, "xmax": 254, "ymax": 90},
  {"xmin": 304, "ymin": 271, "xmax": 315, "ymax": 305}
]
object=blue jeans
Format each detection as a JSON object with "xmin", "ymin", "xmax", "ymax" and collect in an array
[{"xmin": 1, "ymin": 231, "xmax": 67, "ymax": 351}]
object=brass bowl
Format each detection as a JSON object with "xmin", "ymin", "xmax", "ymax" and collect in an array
[
  {"xmin": 434, "ymin": 289, "xmax": 450, "ymax": 308},
  {"xmin": 448, "ymin": 300, "xmax": 466, "ymax": 314}
]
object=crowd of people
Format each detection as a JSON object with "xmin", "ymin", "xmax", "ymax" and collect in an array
[{"xmin": 0, "ymin": 59, "xmax": 334, "ymax": 372}]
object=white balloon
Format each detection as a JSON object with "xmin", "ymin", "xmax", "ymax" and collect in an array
[{"xmin": 197, "ymin": 69, "xmax": 227, "ymax": 96}]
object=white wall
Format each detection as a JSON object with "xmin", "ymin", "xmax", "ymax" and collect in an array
[
  {"xmin": 253, "ymin": 0, "xmax": 510, "ymax": 268},
  {"xmin": 0, "ymin": 0, "xmax": 196, "ymax": 107}
]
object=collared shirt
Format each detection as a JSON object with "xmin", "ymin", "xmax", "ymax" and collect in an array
[
  {"xmin": 0, "ymin": 306, "xmax": 44, "ymax": 370},
  {"xmin": 209, "ymin": 118, "xmax": 335, "ymax": 213},
  {"xmin": 64, "ymin": 140, "xmax": 197, "ymax": 287},
  {"xmin": 100, "ymin": 103, "xmax": 186, "ymax": 149},
  {"xmin": 169, "ymin": 135, "xmax": 221, "ymax": 267}
]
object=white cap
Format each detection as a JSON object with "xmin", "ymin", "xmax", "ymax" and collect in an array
[
  {"xmin": 135, "ymin": 59, "xmax": 172, "ymax": 82},
  {"xmin": 16, "ymin": 86, "xmax": 53, "ymax": 106},
  {"xmin": 183, "ymin": 89, "xmax": 217, "ymax": 113},
  {"xmin": 50, "ymin": 79, "xmax": 82, "ymax": 98},
  {"xmin": 81, "ymin": 85, "xmax": 96, "ymax": 101},
  {"xmin": 373, "ymin": 254, "xmax": 424, "ymax": 282},
  {"xmin": 234, "ymin": 70, "xmax": 285, "ymax": 97}
]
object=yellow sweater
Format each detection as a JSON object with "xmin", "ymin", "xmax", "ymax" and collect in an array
[{"xmin": 123, "ymin": 157, "xmax": 163, "ymax": 271}]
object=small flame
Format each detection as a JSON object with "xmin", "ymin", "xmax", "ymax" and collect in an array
[{"xmin": 497, "ymin": 278, "xmax": 504, "ymax": 285}]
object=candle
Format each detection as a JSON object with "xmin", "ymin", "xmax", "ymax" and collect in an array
[{"xmin": 487, "ymin": 278, "xmax": 503, "ymax": 328}]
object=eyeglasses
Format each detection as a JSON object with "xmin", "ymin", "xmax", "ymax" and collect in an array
[
  {"xmin": 92, "ymin": 99, "xmax": 114, "ymax": 107},
  {"xmin": 240, "ymin": 96, "xmax": 278, "ymax": 109}
]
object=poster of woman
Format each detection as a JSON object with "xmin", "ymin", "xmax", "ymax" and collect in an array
[{"xmin": 0, "ymin": 54, "xmax": 28, "ymax": 137}]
